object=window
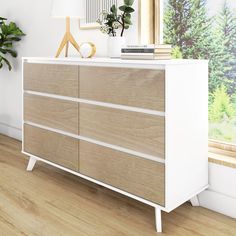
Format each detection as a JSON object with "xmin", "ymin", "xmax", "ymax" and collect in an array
[{"xmin": 163, "ymin": 0, "xmax": 236, "ymax": 145}]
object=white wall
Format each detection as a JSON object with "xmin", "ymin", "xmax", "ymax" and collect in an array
[
  {"xmin": 199, "ymin": 163, "xmax": 236, "ymax": 219},
  {"xmin": 0, "ymin": 0, "xmax": 139, "ymax": 140}
]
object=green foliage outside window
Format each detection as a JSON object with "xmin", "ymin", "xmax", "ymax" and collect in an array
[
  {"xmin": 164, "ymin": 0, "xmax": 236, "ymax": 143},
  {"xmin": 209, "ymin": 85, "xmax": 234, "ymax": 122}
]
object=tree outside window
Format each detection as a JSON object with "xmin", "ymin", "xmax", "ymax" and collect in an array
[{"xmin": 164, "ymin": 0, "xmax": 236, "ymax": 144}]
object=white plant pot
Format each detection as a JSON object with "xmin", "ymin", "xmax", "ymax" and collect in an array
[{"xmin": 108, "ymin": 36, "xmax": 126, "ymax": 58}]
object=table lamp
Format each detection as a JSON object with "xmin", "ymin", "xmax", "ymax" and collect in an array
[{"xmin": 51, "ymin": 0, "xmax": 85, "ymax": 57}]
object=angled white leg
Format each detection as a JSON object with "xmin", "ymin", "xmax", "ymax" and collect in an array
[
  {"xmin": 190, "ymin": 195, "xmax": 200, "ymax": 206},
  {"xmin": 27, "ymin": 156, "xmax": 37, "ymax": 171},
  {"xmin": 155, "ymin": 207, "xmax": 162, "ymax": 233}
]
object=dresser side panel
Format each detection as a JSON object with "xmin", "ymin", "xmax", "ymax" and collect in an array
[{"xmin": 165, "ymin": 63, "xmax": 208, "ymax": 211}]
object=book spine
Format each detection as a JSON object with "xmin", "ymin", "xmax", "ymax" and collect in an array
[
  {"xmin": 121, "ymin": 53, "xmax": 172, "ymax": 56},
  {"xmin": 121, "ymin": 53, "xmax": 155, "ymax": 56},
  {"xmin": 121, "ymin": 55, "xmax": 155, "ymax": 59},
  {"xmin": 121, "ymin": 55, "xmax": 172, "ymax": 60},
  {"xmin": 124, "ymin": 45, "xmax": 172, "ymax": 49},
  {"xmin": 154, "ymin": 49, "xmax": 172, "ymax": 53},
  {"xmin": 122, "ymin": 49, "xmax": 155, "ymax": 53},
  {"xmin": 125, "ymin": 44, "xmax": 155, "ymax": 49}
]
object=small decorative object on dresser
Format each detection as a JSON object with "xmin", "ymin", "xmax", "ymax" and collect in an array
[
  {"xmin": 121, "ymin": 44, "xmax": 172, "ymax": 60},
  {"xmin": 80, "ymin": 42, "xmax": 96, "ymax": 58},
  {"xmin": 51, "ymin": 0, "xmax": 85, "ymax": 58},
  {"xmin": 107, "ymin": 36, "xmax": 126, "ymax": 58},
  {"xmin": 97, "ymin": 0, "xmax": 135, "ymax": 58}
]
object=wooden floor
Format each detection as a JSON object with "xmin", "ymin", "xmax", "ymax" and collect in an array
[{"xmin": 0, "ymin": 135, "xmax": 236, "ymax": 236}]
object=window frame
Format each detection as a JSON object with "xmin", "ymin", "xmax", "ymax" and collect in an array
[
  {"xmin": 139, "ymin": 0, "xmax": 236, "ymax": 157},
  {"xmin": 138, "ymin": 0, "xmax": 163, "ymax": 44}
]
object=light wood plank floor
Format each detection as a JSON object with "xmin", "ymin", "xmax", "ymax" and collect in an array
[{"xmin": 0, "ymin": 134, "xmax": 236, "ymax": 236}]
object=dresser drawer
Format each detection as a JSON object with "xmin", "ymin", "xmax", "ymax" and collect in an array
[
  {"xmin": 24, "ymin": 94, "xmax": 79, "ymax": 135},
  {"xmin": 80, "ymin": 66, "xmax": 165, "ymax": 111},
  {"xmin": 79, "ymin": 141, "xmax": 165, "ymax": 205},
  {"xmin": 24, "ymin": 63, "xmax": 79, "ymax": 97},
  {"xmin": 24, "ymin": 124, "xmax": 79, "ymax": 171},
  {"xmin": 80, "ymin": 104, "xmax": 165, "ymax": 158}
]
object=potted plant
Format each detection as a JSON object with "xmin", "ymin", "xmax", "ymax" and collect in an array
[
  {"xmin": 0, "ymin": 17, "xmax": 25, "ymax": 70},
  {"xmin": 97, "ymin": 0, "xmax": 135, "ymax": 58}
]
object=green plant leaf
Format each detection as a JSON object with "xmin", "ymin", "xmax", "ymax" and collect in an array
[
  {"xmin": 0, "ymin": 48, "xmax": 7, "ymax": 54},
  {"xmin": 0, "ymin": 48, "xmax": 17, "ymax": 57},
  {"xmin": 8, "ymin": 49, "xmax": 17, "ymax": 57},
  {"xmin": 125, "ymin": 7, "xmax": 135, "ymax": 13},
  {"xmin": 119, "ymin": 6, "xmax": 134, "ymax": 13},
  {"xmin": 1, "ymin": 24, "xmax": 8, "ymax": 35},
  {"xmin": 3, "ymin": 42, "xmax": 13, "ymax": 48},
  {"xmin": 2, "ymin": 57, "xmax": 12, "ymax": 70},
  {"xmin": 119, "ymin": 5, "xmax": 126, "ymax": 11},
  {"xmin": 126, "ymin": 13, "xmax": 131, "ymax": 19},
  {"xmin": 0, "ymin": 16, "xmax": 25, "ymax": 70},
  {"xmin": 8, "ymin": 22, "xmax": 25, "ymax": 36},
  {"xmin": 6, "ymin": 36, "xmax": 21, "ymax": 41},
  {"xmin": 124, "ymin": 0, "xmax": 134, "ymax": 6},
  {"xmin": 110, "ymin": 4, "xmax": 117, "ymax": 14},
  {"xmin": 0, "ymin": 17, "xmax": 7, "ymax": 26},
  {"xmin": 124, "ymin": 17, "xmax": 132, "ymax": 25},
  {"xmin": 0, "ymin": 56, "xmax": 12, "ymax": 70}
]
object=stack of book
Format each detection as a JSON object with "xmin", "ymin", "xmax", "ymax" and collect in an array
[{"xmin": 121, "ymin": 44, "xmax": 172, "ymax": 60}]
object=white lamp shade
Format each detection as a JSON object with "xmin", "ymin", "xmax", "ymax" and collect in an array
[{"xmin": 51, "ymin": 0, "xmax": 85, "ymax": 18}]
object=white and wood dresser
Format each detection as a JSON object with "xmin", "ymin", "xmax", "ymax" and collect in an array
[{"xmin": 22, "ymin": 57, "xmax": 208, "ymax": 232}]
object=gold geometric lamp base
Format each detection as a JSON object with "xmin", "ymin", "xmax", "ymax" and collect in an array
[{"xmin": 55, "ymin": 17, "xmax": 81, "ymax": 58}]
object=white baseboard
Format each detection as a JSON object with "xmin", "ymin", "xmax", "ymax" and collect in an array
[
  {"xmin": 199, "ymin": 189, "xmax": 236, "ymax": 219},
  {"xmin": 199, "ymin": 163, "xmax": 236, "ymax": 219},
  {"xmin": 0, "ymin": 122, "xmax": 22, "ymax": 141}
]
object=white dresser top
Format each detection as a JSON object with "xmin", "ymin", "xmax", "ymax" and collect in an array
[{"xmin": 23, "ymin": 57, "xmax": 208, "ymax": 70}]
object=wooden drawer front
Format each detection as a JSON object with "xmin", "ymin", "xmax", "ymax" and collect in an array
[
  {"xmin": 24, "ymin": 94, "xmax": 79, "ymax": 135},
  {"xmin": 80, "ymin": 66, "xmax": 165, "ymax": 111},
  {"xmin": 24, "ymin": 124, "xmax": 78, "ymax": 171},
  {"xmin": 79, "ymin": 141, "xmax": 165, "ymax": 205},
  {"xmin": 80, "ymin": 104, "xmax": 165, "ymax": 158},
  {"xmin": 24, "ymin": 63, "xmax": 79, "ymax": 97}
]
